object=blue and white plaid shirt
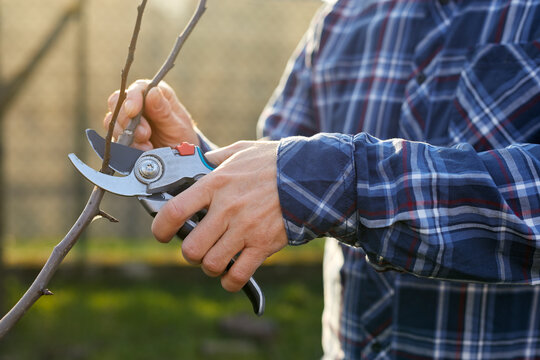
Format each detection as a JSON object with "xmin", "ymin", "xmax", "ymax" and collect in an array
[{"xmin": 258, "ymin": 0, "xmax": 540, "ymax": 358}]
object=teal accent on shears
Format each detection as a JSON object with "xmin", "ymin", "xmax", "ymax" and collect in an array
[{"xmin": 197, "ymin": 147, "xmax": 215, "ymax": 171}]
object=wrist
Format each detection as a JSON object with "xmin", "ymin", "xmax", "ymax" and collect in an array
[
  {"xmin": 194, "ymin": 127, "xmax": 217, "ymax": 153},
  {"xmin": 276, "ymin": 133, "xmax": 357, "ymax": 246}
]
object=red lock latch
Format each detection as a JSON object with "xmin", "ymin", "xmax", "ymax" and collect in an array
[{"xmin": 175, "ymin": 142, "xmax": 196, "ymax": 156}]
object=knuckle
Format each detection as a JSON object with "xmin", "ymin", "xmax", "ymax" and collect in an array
[
  {"xmin": 182, "ymin": 244, "xmax": 202, "ymax": 264},
  {"xmin": 206, "ymin": 172, "xmax": 229, "ymax": 190},
  {"xmin": 223, "ymin": 201, "xmax": 242, "ymax": 218},
  {"xmin": 131, "ymin": 79, "xmax": 150, "ymax": 91},
  {"xmin": 163, "ymin": 199, "xmax": 185, "ymax": 225},
  {"xmin": 103, "ymin": 112, "xmax": 112, "ymax": 128},
  {"xmin": 232, "ymin": 140, "xmax": 253, "ymax": 152},
  {"xmin": 225, "ymin": 268, "xmax": 250, "ymax": 291},
  {"xmin": 202, "ymin": 256, "xmax": 223, "ymax": 276},
  {"xmin": 107, "ymin": 91, "xmax": 120, "ymax": 109},
  {"xmin": 159, "ymin": 81, "xmax": 175, "ymax": 98},
  {"xmin": 230, "ymin": 141, "xmax": 245, "ymax": 152},
  {"xmin": 134, "ymin": 124, "xmax": 150, "ymax": 142},
  {"xmin": 134, "ymin": 79, "xmax": 150, "ymax": 86},
  {"xmin": 151, "ymin": 219, "xmax": 169, "ymax": 243}
]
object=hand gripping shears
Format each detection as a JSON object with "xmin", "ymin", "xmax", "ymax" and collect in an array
[{"xmin": 68, "ymin": 129, "xmax": 265, "ymax": 316}]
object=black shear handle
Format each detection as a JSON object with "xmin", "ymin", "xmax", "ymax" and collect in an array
[
  {"xmin": 140, "ymin": 195, "xmax": 265, "ymax": 316},
  {"xmin": 178, "ymin": 219, "xmax": 265, "ymax": 316}
]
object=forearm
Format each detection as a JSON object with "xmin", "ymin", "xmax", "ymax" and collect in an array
[{"xmin": 277, "ymin": 133, "xmax": 540, "ymax": 283}]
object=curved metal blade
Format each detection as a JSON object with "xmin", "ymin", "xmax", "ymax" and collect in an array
[
  {"xmin": 86, "ymin": 129, "xmax": 143, "ymax": 175},
  {"xmin": 68, "ymin": 153, "xmax": 149, "ymax": 197}
]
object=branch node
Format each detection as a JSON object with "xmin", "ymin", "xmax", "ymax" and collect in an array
[
  {"xmin": 95, "ymin": 210, "xmax": 119, "ymax": 223},
  {"xmin": 0, "ymin": 0, "xmax": 207, "ymax": 341}
]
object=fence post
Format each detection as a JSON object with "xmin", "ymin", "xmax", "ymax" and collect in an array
[
  {"xmin": 73, "ymin": 0, "xmax": 89, "ymax": 265},
  {"xmin": 0, "ymin": 1, "xmax": 6, "ymax": 315}
]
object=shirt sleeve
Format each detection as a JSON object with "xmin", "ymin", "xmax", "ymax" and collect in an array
[
  {"xmin": 278, "ymin": 133, "xmax": 540, "ymax": 284},
  {"xmin": 195, "ymin": 127, "xmax": 217, "ymax": 153}
]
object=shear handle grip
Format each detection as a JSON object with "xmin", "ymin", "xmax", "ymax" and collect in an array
[{"xmin": 177, "ymin": 219, "xmax": 265, "ymax": 316}]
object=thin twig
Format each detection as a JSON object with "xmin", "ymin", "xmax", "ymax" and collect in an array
[
  {"xmin": 103, "ymin": 0, "xmax": 148, "ymax": 167},
  {"xmin": 0, "ymin": 188, "xmax": 105, "ymax": 339},
  {"xmin": 118, "ymin": 0, "xmax": 207, "ymax": 145},
  {"xmin": 0, "ymin": 0, "xmax": 149, "ymax": 339},
  {"xmin": 0, "ymin": 0, "xmax": 208, "ymax": 339}
]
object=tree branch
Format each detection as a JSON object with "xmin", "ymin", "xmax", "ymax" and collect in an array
[
  {"xmin": 118, "ymin": 0, "xmax": 207, "ymax": 145},
  {"xmin": 102, "ymin": 0, "xmax": 148, "ymax": 169},
  {"xmin": 0, "ymin": 0, "xmax": 208, "ymax": 339}
]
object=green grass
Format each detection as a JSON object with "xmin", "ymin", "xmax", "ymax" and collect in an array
[
  {"xmin": 5, "ymin": 237, "xmax": 325, "ymax": 267},
  {"xmin": 0, "ymin": 265, "xmax": 324, "ymax": 360}
]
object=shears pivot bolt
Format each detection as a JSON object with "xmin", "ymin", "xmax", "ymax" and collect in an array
[{"xmin": 136, "ymin": 157, "xmax": 162, "ymax": 182}]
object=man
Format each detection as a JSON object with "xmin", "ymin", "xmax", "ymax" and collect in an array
[{"xmin": 105, "ymin": 0, "xmax": 540, "ymax": 358}]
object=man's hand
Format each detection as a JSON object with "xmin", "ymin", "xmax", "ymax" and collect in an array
[
  {"xmin": 151, "ymin": 141, "xmax": 288, "ymax": 292},
  {"xmin": 104, "ymin": 80, "xmax": 199, "ymax": 151}
]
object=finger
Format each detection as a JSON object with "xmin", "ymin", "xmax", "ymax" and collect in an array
[
  {"xmin": 103, "ymin": 112, "xmax": 113, "ymax": 131},
  {"xmin": 104, "ymin": 99, "xmax": 139, "ymax": 131},
  {"xmin": 145, "ymin": 86, "xmax": 175, "ymax": 124},
  {"xmin": 181, "ymin": 207, "xmax": 228, "ymax": 265},
  {"xmin": 200, "ymin": 230, "xmax": 243, "ymax": 277},
  {"xmin": 105, "ymin": 115, "xmax": 152, "ymax": 150},
  {"xmin": 205, "ymin": 141, "xmax": 254, "ymax": 166},
  {"xmin": 156, "ymin": 81, "xmax": 177, "ymax": 102},
  {"xmin": 123, "ymin": 80, "xmax": 150, "ymax": 118},
  {"xmin": 132, "ymin": 117, "xmax": 152, "ymax": 144},
  {"xmin": 107, "ymin": 116, "xmax": 133, "ymax": 140},
  {"xmin": 107, "ymin": 90, "xmax": 120, "ymax": 112},
  {"xmin": 132, "ymin": 140, "xmax": 153, "ymax": 152},
  {"xmin": 103, "ymin": 110, "xmax": 128, "ymax": 134},
  {"xmin": 156, "ymin": 81, "xmax": 191, "ymax": 118},
  {"xmin": 112, "ymin": 122, "xmax": 124, "ymax": 139},
  {"xmin": 221, "ymin": 248, "xmax": 267, "ymax": 292},
  {"xmin": 151, "ymin": 179, "xmax": 213, "ymax": 243}
]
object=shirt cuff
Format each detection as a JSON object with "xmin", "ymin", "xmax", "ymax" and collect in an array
[
  {"xmin": 195, "ymin": 127, "xmax": 217, "ymax": 153},
  {"xmin": 276, "ymin": 133, "xmax": 358, "ymax": 246}
]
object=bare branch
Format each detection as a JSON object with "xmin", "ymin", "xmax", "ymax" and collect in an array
[
  {"xmin": 0, "ymin": 188, "xmax": 104, "ymax": 339},
  {"xmin": 102, "ymin": 0, "xmax": 148, "ymax": 171},
  {"xmin": 118, "ymin": 0, "xmax": 207, "ymax": 145},
  {"xmin": 0, "ymin": 0, "xmax": 208, "ymax": 340},
  {"xmin": 96, "ymin": 210, "xmax": 120, "ymax": 223}
]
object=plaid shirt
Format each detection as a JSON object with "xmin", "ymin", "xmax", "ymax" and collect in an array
[{"xmin": 259, "ymin": 0, "xmax": 540, "ymax": 359}]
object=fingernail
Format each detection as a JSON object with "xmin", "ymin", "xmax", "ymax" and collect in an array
[{"xmin": 124, "ymin": 100, "xmax": 135, "ymax": 115}]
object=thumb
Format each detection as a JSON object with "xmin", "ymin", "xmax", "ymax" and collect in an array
[
  {"xmin": 204, "ymin": 141, "xmax": 255, "ymax": 166},
  {"xmin": 145, "ymin": 87, "xmax": 174, "ymax": 123}
]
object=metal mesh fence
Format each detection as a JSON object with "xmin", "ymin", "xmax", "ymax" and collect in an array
[{"xmin": 0, "ymin": 0, "xmax": 320, "ymax": 243}]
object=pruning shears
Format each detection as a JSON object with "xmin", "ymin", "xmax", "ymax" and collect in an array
[{"xmin": 68, "ymin": 129, "xmax": 265, "ymax": 316}]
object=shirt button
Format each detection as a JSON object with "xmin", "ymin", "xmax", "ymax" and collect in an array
[{"xmin": 416, "ymin": 72, "xmax": 426, "ymax": 85}]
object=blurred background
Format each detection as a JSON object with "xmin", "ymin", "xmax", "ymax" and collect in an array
[{"xmin": 0, "ymin": 0, "xmax": 325, "ymax": 358}]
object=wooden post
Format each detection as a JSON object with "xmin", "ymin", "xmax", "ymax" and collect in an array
[
  {"xmin": 74, "ymin": 0, "xmax": 89, "ymax": 263},
  {"xmin": 0, "ymin": 3, "xmax": 81, "ymax": 316},
  {"xmin": 0, "ymin": 0, "xmax": 6, "ymax": 314}
]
